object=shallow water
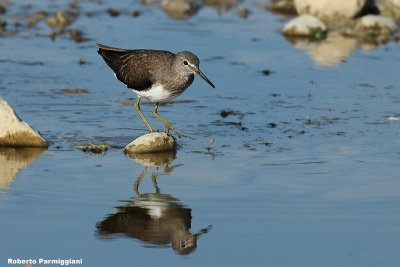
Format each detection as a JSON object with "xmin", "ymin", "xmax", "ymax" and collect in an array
[{"xmin": 1, "ymin": 0, "xmax": 400, "ymax": 266}]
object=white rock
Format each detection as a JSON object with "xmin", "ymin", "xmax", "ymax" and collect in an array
[
  {"xmin": 294, "ymin": 0, "xmax": 366, "ymax": 18},
  {"xmin": 124, "ymin": 132, "xmax": 177, "ymax": 154},
  {"xmin": 161, "ymin": 0, "xmax": 200, "ymax": 19},
  {"xmin": 0, "ymin": 97, "xmax": 48, "ymax": 147},
  {"xmin": 282, "ymin": 14, "xmax": 326, "ymax": 36},
  {"xmin": 356, "ymin": 15, "xmax": 397, "ymax": 32}
]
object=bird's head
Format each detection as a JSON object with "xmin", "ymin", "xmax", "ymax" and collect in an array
[{"xmin": 176, "ymin": 51, "xmax": 215, "ymax": 88}]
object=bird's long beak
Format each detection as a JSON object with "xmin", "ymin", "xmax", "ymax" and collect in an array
[{"xmin": 196, "ymin": 69, "xmax": 215, "ymax": 89}]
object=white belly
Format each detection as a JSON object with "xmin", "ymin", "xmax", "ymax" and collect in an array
[{"xmin": 132, "ymin": 84, "xmax": 175, "ymax": 102}]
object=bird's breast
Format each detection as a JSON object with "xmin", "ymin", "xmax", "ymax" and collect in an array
[
  {"xmin": 132, "ymin": 74, "xmax": 194, "ymax": 102},
  {"xmin": 132, "ymin": 84, "xmax": 175, "ymax": 102}
]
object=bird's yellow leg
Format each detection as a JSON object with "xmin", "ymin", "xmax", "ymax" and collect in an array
[
  {"xmin": 134, "ymin": 97, "xmax": 153, "ymax": 133},
  {"xmin": 152, "ymin": 103, "xmax": 182, "ymax": 138}
]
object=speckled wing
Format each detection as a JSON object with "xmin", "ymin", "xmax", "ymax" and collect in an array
[{"xmin": 97, "ymin": 44, "xmax": 158, "ymax": 91}]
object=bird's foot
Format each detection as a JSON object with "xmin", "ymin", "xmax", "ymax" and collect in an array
[
  {"xmin": 164, "ymin": 126, "xmax": 195, "ymax": 140},
  {"xmin": 164, "ymin": 126, "xmax": 182, "ymax": 138}
]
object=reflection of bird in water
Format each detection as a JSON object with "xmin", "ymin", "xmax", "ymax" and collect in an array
[{"xmin": 96, "ymin": 151, "xmax": 211, "ymax": 255}]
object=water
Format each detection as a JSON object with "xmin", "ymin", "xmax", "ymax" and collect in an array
[{"xmin": 1, "ymin": 0, "xmax": 400, "ymax": 266}]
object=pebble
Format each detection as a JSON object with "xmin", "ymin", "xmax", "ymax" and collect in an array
[
  {"xmin": 47, "ymin": 11, "xmax": 77, "ymax": 29},
  {"xmin": 132, "ymin": 10, "xmax": 142, "ymax": 17},
  {"xmin": 0, "ymin": 20, "xmax": 6, "ymax": 31},
  {"xmin": 35, "ymin": 10, "xmax": 48, "ymax": 20},
  {"xmin": 267, "ymin": 0, "xmax": 297, "ymax": 15},
  {"xmin": 238, "ymin": 7, "xmax": 251, "ymax": 19},
  {"xmin": 69, "ymin": 29, "xmax": 90, "ymax": 43},
  {"xmin": 161, "ymin": 0, "xmax": 200, "ymax": 20},
  {"xmin": 107, "ymin": 8, "xmax": 120, "ymax": 17},
  {"xmin": 203, "ymin": 0, "xmax": 239, "ymax": 11},
  {"xmin": 356, "ymin": 15, "xmax": 397, "ymax": 33},
  {"xmin": 0, "ymin": 4, "xmax": 6, "ymax": 15}
]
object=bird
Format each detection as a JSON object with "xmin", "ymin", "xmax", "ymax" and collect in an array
[{"xmin": 97, "ymin": 43, "xmax": 215, "ymax": 138}]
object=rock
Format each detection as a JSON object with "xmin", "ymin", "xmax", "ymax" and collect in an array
[
  {"xmin": 161, "ymin": 0, "xmax": 200, "ymax": 20},
  {"xmin": 26, "ymin": 17, "xmax": 39, "ymax": 27},
  {"xmin": 140, "ymin": 0, "xmax": 154, "ymax": 5},
  {"xmin": 356, "ymin": 15, "xmax": 397, "ymax": 33},
  {"xmin": 132, "ymin": 10, "xmax": 142, "ymax": 17},
  {"xmin": 69, "ymin": 29, "xmax": 90, "ymax": 43},
  {"xmin": 376, "ymin": 0, "xmax": 400, "ymax": 19},
  {"xmin": 27, "ymin": 10, "xmax": 48, "ymax": 26},
  {"xmin": 266, "ymin": 0, "xmax": 297, "ymax": 15},
  {"xmin": 0, "ymin": 147, "xmax": 45, "ymax": 189},
  {"xmin": 124, "ymin": 132, "xmax": 177, "ymax": 154},
  {"xmin": 107, "ymin": 8, "xmax": 120, "ymax": 17},
  {"xmin": 0, "ymin": 97, "xmax": 48, "ymax": 148},
  {"xmin": 47, "ymin": 11, "xmax": 77, "ymax": 29},
  {"xmin": 35, "ymin": 10, "xmax": 49, "ymax": 20},
  {"xmin": 0, "ymin": 20, "xmax": 6, "ymax": 32},
  {"xmin": 294, "ymin": 0, "xmax": 366, "ymax": 19},
  {"xmin": 238, "ymin": 7, "xmax": 251, "ymax": 19},
  {"xmin": 347, "ymin": 15, "xmax": 398, "ymax": 48},
  {"xmin": 203, "ymin": 0, "xmax": 241, "ymax": 12},
  {"xmin": 282, "ymin": 14, "xmax": 327, "ymax": 37},
  {"xmin": 0, "ymin": 4, "xmax": 7, "ymax": 15}
]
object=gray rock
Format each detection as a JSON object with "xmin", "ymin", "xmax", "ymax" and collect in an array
[
  {"xmin": 124, "ymin": 132, "xmax": 177, "ymax": 154},
  {"xmin": 0, "ymin": 97, "xmax": 48, "ymax": 148}
]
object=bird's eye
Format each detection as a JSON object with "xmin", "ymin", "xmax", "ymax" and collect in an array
[{"xmin": 183, "ymin": 60, "xmax": 188, "ymax": 66}]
